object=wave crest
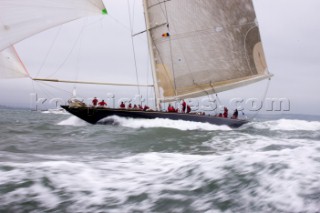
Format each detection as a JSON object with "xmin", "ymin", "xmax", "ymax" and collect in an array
[
  {"xmin": 57, "ymin": 116, "xmax": 88, "ymax": 126},
  {"xmin": 251, "ymin": 119, "xmax": 320, "ymax": 131}
]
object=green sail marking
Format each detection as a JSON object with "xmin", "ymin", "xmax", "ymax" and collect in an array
[{"xmin": 102, "ymin": 8, "xmax": 108, "ymax": 15}]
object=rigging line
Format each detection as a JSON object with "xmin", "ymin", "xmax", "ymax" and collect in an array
[
  {"xmin": 247, "ymin": 78, "xmax": 271, "ymax": 121},
  {"xmin": 30, "ymin": 76, "xmax": 37, "ymax": 98},
  {"xmin": 148, "ymin": 0, "xmax": 171, "ymax": 9},
  {"xmin": 74, "ymin": 18, "xmax": 88, "ymax": 84},
  {"xmin": 38, "ymin": 80, "xmax": 73, "ymax": 95},
  {"xmin": 35, "ymin": 25, "xmax": 62, "ymax": 78},
  {"xmin": 193, "ymin": 80, "xmax": 211, "ymax": 97},
  {"xmin": 162, "ymin": 5, "xmax": 196, "ymax": 85},
  {"xmin": 127, "ymin": 0, "xmax": 141, "ymax": 95},
  {"xmin": 33, "ymin": 81, "xmax": 56, "ymax": 100},
  {"xmin": 209, "ymin": 82, "xmax": 222, "ymax": 105},
  {"xmin": 132, "ymin": 0, "xmax": 136, "ymax": 31},
  {"xmin": 208, "ymin": 82, "xmax": 223, "ymax": 114},
  {"xmin": 193, "ymin": 80, "xmax": 220, "ymax": 113},
  {"xmin": 144, "ymin": 39, "xmax": 151, "ymax": 106},
  {"xmin": 163, "ymin": 0, "xmax": 178, "ymax": 96},
  {"xmin": 104, "ymin": 13, "xmax": 148, "ymax": 46},
  {"xmin": 47, "ymin": 18, "xmax": 88, "ymax": 79}
]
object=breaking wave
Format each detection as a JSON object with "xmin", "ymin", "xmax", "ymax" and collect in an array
[
  {"xmin": 250, "ymin": 119, "xmax": 320, "ymax": 131},
  {"xmin": 1, "ymin": 148, "xmax": 319, "ymax": 212},
  {"xmin": 57, "ymin": 116, "xmax": 88, "ymax": 126}
]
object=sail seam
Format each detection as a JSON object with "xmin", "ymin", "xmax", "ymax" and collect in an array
[{"xmin": 148, "ymin": 0, "xmax": 171, "ymax": 9}]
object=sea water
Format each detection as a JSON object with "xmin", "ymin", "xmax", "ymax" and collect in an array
[{"xmin": 0, "ymin": 109, "xmax": 319, "ymax": 213}]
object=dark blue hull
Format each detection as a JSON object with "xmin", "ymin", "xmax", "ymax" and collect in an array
[{"xmin": 61, "ymin": 106, "xmax": 248, "ymax": 128}]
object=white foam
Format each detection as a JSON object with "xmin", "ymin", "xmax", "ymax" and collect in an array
[
  {"xmin": 252, "ymin": 119, "xmax": 320, "ymax": 131},
  {"xmin": 1, "ymin": 145, "xmax": 320, "ymax": 212},
  {"xmin": 102, "ymin": 116, "xmax": 232, "ymax": 131},
  {"xmin": 41, "ymin": 109, "xmax": 69, "ymax": 115},
  {"xmin": 57, "ymin": 116, "xmax": 88, "ymax": 126}
]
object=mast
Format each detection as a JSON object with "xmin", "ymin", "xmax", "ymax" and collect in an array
[{"xmin": 142, "ymin": 0, "xmax": 161, "ymax": 111}]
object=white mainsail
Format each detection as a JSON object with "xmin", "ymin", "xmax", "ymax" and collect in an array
[
  {"xmin": 0, "ymin": 0, "xmax": 106, "ymax": 79},
  {"xmin": 143, "ymin": 0, "xmax": 271, "ymax": 102}
]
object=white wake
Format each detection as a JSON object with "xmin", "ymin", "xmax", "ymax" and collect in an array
[{"xmin": 100, "ymin": 116, "xmax": 232, "ymax": 131}]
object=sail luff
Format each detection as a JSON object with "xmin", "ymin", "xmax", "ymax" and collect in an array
[{"xmin": 142, "ymin": 0, "xmax": 161, "ymax": 110}]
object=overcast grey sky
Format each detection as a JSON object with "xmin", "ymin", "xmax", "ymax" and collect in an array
[{"xmin": 1, "ymin": 0, "xmax": 320, "ymax": 115}]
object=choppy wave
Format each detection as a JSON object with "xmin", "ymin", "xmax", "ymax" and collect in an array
[
  {"xmin": 58, "ymin": 115, "xmax": 320, "ymax": 133},
  {"xmin": 57, "ymin": 116, "xmax": 88, "ymax": 126},
  {"xmin": 1, "ymin": 145, "xmax": 319, "ymax": 213},
  {"xmin": 251, "ymin": 119, "xmax": 320, "ymax": 131},
  {"xmin": 1, "ymin": 109, "xmax": 320, "ymax": 212}
]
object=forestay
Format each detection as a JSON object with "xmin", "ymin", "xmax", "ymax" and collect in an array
[{"xmin": 144, "ymin": 0, "xmax": 271, "ymax": 101}]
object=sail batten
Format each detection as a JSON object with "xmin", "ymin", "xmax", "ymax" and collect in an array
[{"xmin": 144, "ymin": 0, "xmax": 270, "ymax": 101}]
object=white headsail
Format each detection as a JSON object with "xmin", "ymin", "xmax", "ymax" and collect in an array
[
  {"xmin": 0, "ymin": 46, "xmax": 29, "ymax": 79},
  {"xmin": 0, "ymin": 0, "xmax": 106, "ymax": 52},
  {"xmin": 143, "ymin": 0, "xmax": 271, "ymax": 102},
  {"xmin": 0, "ymin": 0, "xmax": 106, "ymax": 79}
]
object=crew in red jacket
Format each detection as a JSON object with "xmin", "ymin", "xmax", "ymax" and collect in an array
[
  {"xmin": 92, "ymin": 97, "xmax": 98, "ymax": 107},
  {"xmin": 98, "ymin": 100, "xmax": 107, "ymax": 107},
  {"xmin": 167, "ymin": 104, "xmax": 176, "ymax": 112},
  {"xmin": 120, "ymin": 102, "xmax": 125, "ymax": 108},
  {"xmin": 181, "ymin": 100, "xmax": 186, "ymax": 113},
  {"xmin": 223, "ymin": 107, "xmax": 228, "ymax": 118}
]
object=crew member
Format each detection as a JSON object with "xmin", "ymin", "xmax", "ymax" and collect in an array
[
  {"xmin": 120, "ymin": 102, "xmax": 125, "ymax": 108},
  {"xmin": 143, "ymin": 105, "xmax": 149, "ymax": 111},
  {"xmin": 181, "ymin": 100, "xmax": 186, "ymax": 113},
  {"xmin": 98, "ymin": 100, "xmax": 107, "ymax": 107},
  {"xmin": 186, "ymin": 105, "xmax": 191, "ymax": 113},
  {"xmin": 167, "ymin": 104, "xmax": 176, "ymax": 112},
  {"xmin": 92, "ymin": 97, "xmax": 98, "ymax": 107},
  {"xmin": 223, "ymin": 107, "xmax": 228, "ymax": 118},
  {"xmin": 231, "ymin": 109, "xmax": 238, "ymax": 119}
]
